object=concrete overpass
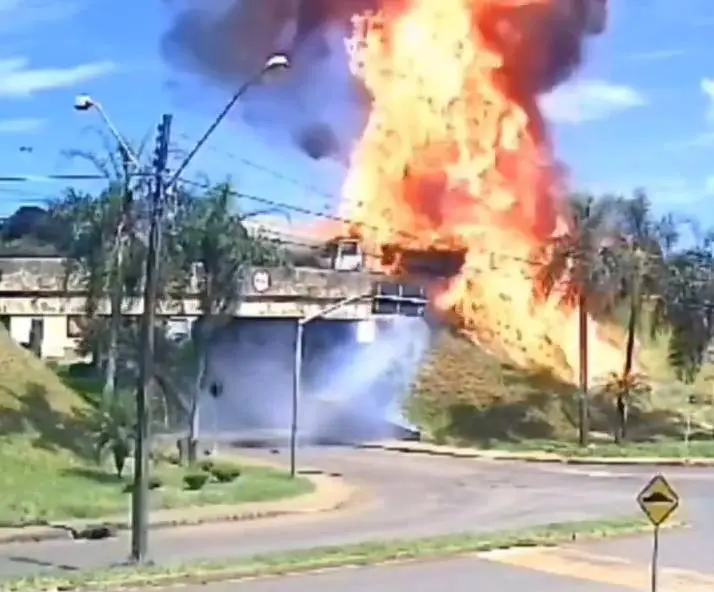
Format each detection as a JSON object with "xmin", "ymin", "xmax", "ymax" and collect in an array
[{"xmin": 0, "ymin": 257, "xmax": 382, "ymax": 358}]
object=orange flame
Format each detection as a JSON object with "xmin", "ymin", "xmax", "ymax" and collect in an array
[{"xmin": 340, "ymin": 0, "xmax": 622, "ymax": 383}]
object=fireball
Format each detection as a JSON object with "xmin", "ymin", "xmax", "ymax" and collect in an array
[{"xmin": 339, "ymin": 0, "xmax": 622, "ymax": 384}]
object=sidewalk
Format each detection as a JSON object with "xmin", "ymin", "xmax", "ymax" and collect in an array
[
  {"xmin": 359, "ymin": 440, "xmax": 714, "ymax": 466},
  {"xmin": 0, "ymin": 468, "xmax": 358, "ymax": 545}
]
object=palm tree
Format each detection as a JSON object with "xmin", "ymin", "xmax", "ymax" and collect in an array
[
  {"xmin": 168, "ymin": 182, "xmax": 288, "ymax": 462},
  {"xmin": 611, "ymin": 191, "xmax": 668, "ymax": 442},
  {"xmin": 53, "ymin": 138, "xmax": 149, "ymax": 401},
  {"xmin": 52, "ymin": 184, "xmax": 144, "ymax": 401},
  {"xmin": 535, "ymin": 193, "xmax": 622, "ymax": 446},
  {"xmin": 92, "ymin": 394, "xmax": 136, "ymax": 478}
]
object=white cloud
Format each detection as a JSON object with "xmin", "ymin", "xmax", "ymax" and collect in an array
[
  {"xmin": 0, "ymin": 117, "xmax": 44, "ymax": 133},
  {"xmin": 0, "ymin": 57, "xmax": 116, "ymax": 97},
  {"xmin": 540, "ymin": 80, "xmax": 646, "ymax": 124}
]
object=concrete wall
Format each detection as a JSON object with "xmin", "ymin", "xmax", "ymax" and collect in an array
[
  {"xmin": 5, "ymin": 314, "xmax": 81, "ymax": 359},
  {"xmin": 0, "ymin": 257, "xmax": 383, "ymax": 358},
  {"xmin": 0, "ymin": 257, "xmax": 374, "ymax": 298},
  {"xmin": 0, "ymin": 296, "xmax": 375, "ymax": 318}
]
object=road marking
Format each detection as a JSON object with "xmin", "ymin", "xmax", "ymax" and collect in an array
[
  {"xmin": 544, "ymin": 465, "xmax": 714, "ymax": 482},
  {"xmin": 479, "ymin": 546, "xmax": 714, "ymax": 590}
]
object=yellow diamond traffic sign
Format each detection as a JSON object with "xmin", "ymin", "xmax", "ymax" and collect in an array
[{"xmin": 637, "ymin": 474, "xmax": 679, "ymax": 527}]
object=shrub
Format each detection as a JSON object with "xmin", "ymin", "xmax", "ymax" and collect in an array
[
  {"xmin": 93, "ymin": 398, "xmax": 135, "ymax": 478},
  {"xmin": 157, "ymin": 451, "xmax": 180, "ymax": 466},
  {"xmin": 122, "ymin": 475, "xmax": 163, "ymax": 493},
  {"xmin": 197, "ymin": 459, "xmax": 215, "ymax": 472},
  {"xmin": 211, "ymin": 463, "xmax": 241, "ymax": 483},
  {"xmin": 183, "ymin": 471, "xmax": 209, "ymax": 490},
  {"xmin": 66, "ymin": 361, "xmax": 97, "ymax": 378}
]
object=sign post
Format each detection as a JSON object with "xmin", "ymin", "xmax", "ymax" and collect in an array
[{"xmin": 636, "ymin": 474, "xmax": 679, "ymax": 592}]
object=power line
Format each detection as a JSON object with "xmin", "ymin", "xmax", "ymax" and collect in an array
[
  {"xmin": 0, "ymin": 174, "xmax": 107, "ymax": 182},
  {"xmin": 176, "ymin": 133, "xmax": 338, "ymax": 208},
  {"xmin": 4, "ymin": 177, "xmax": 713, "ymax": 295},
  {"xmin": 4, "ymin": 165, "xmax": 714, "ymax": 294},
  {"xmin": 1, "ymin": 191, "xmax": 712, "ymax": 308}
]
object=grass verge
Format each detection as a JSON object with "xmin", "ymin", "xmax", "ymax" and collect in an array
[
  {"xmin": 473, "ymin": 438, "xmax": 714, "ymax": 459},
  {"xmin": 0, "ymin": 341, "xmax": 311, "ymax": 525},
  {"xmin": 5, "ymin": 516, "xmax": 676, "ymax": 591},
  {"xmin": 0, "ymin": 443, "xmax": 313, "ymax": 524}
]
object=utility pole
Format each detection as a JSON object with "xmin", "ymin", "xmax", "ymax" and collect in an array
[
  {"xmin": 130, "ymin": 113, "xmax": 172, "ymax": 564},
  {"xmin": 577, "ymin": 198, "xmax": 592, "ymax": 447}
]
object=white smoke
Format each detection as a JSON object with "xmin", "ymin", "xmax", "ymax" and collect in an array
[
  {"xmin": 198, "ymin": 317, "xmax": 432, "ymax": 444},
  {"xmin": 302, "ymin": 316, "xmax": 432, "ymax": 442}
]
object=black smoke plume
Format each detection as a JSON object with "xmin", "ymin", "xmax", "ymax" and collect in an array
[{"xmin": 161, "ymin": 0, "xmax": 602, "ymax": 160}]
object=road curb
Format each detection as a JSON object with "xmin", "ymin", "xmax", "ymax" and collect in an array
[
  {"xmin": 358, "ymin": 442, "xmax": 714, "ymax": 467},
  {"xmin": 5, "ymin": 517, "xmax": 684, "ymax": 591},
  {"xmin": 0, "ymin": 470, "xmax": 359, "ymax": 545}
]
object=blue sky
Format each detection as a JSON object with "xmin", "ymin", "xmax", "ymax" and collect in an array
[{"xmin": 0, "ymin": 0, "xmax": 713, "ymax": 226}]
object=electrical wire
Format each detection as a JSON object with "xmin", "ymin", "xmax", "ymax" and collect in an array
[
  {"xmin": 176, "ymin": 133, "xmax": 338, "ymax": 209},
  {"xmin": 4, "ymin": 172, "xmax": 714, "ymax": 296},
  {"xmin": 0, "ymin": 174, "xmax": 107, "ymax": 182},
  {"xmin": 4, "ymin": 158, "xmax": 714, "ymax": 297}
]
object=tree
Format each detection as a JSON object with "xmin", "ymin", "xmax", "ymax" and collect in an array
[
  {"xmin": 610, "ymin": 191, "xmax": 668, "ymax": 442},
  {"xmin": 535, "ymin": 193, "xmax": 622, "ymax": 446},
  {"xmin": 92, "ymin": 394, "xmax": 136, "ymax": 478},
  {"xmin": 52, "ymin": 186, "xmax": 142, "ymax": 398},
  {"xmin": 52, "ymin": 139, "xmax": 149, "ymax": 401},
  {"xmin": 662, "ymin": 236, "xmax": 714, "ymax": 385},
  {"xmin": 601, "ymin": 370, "xmax": 652, "ymax": 440},
  {"xmin": 168, "ymin": 182, "xmax": 288, "ymax": 462},
  {"xmin": 0, "ymin": 205, "xmax": 69, "ymax": 255}
]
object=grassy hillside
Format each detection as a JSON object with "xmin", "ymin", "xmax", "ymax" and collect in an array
[
  {"xmin": 0, "ymin": 328, "xmax": 92, "ymax": 455},
  {"xmin": 406, "ymin": 331, "xmax": 578, "ymax": 444},
  {"xmin": 0, "ymin": 328, "xmax": 100, "ymax": 522},
  {"xmin": 406, "ymin": 329, "xmax": 709, "ymax": 445},
  {"xmin": 0, "ymin": 330, "xmax": 314, "ymax": 524}
]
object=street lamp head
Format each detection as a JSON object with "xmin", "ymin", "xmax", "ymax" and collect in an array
[
  {"xmin": 263, "ymin": 53, "xmax": 291, "ymax": 74},
  {"xmin": 73, "ymin": 94, "xmax": 95, "ymax": 111}
]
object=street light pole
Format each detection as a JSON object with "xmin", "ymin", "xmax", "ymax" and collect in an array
[
  {"xmin": 290, "ymin": 321, "xmax": 303, "ymax": 478},
  {"xmin": 73, "ymin": 95, "xmax": 142, "ymax": 169},
  {"xmin": 290, "ymin": 294, "xmax": 366, "ymax": 477},
  {"xmin": 289, "ymin": 289, "xmax": 428, "ymax": 477},
  {"xmin": 167, "ymin": 53, "xmax": 290, "ymax": 188}
]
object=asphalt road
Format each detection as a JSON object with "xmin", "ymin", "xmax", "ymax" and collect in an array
[
  {"xmin": 155, "ymin": 556, "xmax": 639, "ymax": 592},
  {"xmin": 1, "ymin": 446, "xmax": 712, "ymax": 582}
]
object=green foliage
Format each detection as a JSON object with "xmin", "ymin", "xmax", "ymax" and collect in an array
[
  {"xmin": 0, "ymin": 205, "xmax": 70, "ymax": 255},
  {"xmin": 197, "ymin": 459, "xmax": 215, "ymax": 472},
  {"xmin": 91, "ymin": 396, "xmax": 136, "ymax": 477},
  {"xmin": 157, "ymin": 181, "xmax": 290, "ymax": 436},
  {"xmin": 123, "ymin": 474, "xmax": 164, "ymax": 493},
  {"xmin": 168, "ymin": 181, "xmax": 288, "ymax": 318},
  {"xmin": 210, "ymin": 462, "xmax": 241, "ymax": 483},
  {"xmin": 535, "ymin": 193, "xmax": 623, "ymax": 313},
  {"xmin": 183, "ymin": 471, "xmax": 210, "ymax": 490},
  {"xmin": 659, "ymin": 235, "xmax": 714, "ymax": 384}
]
